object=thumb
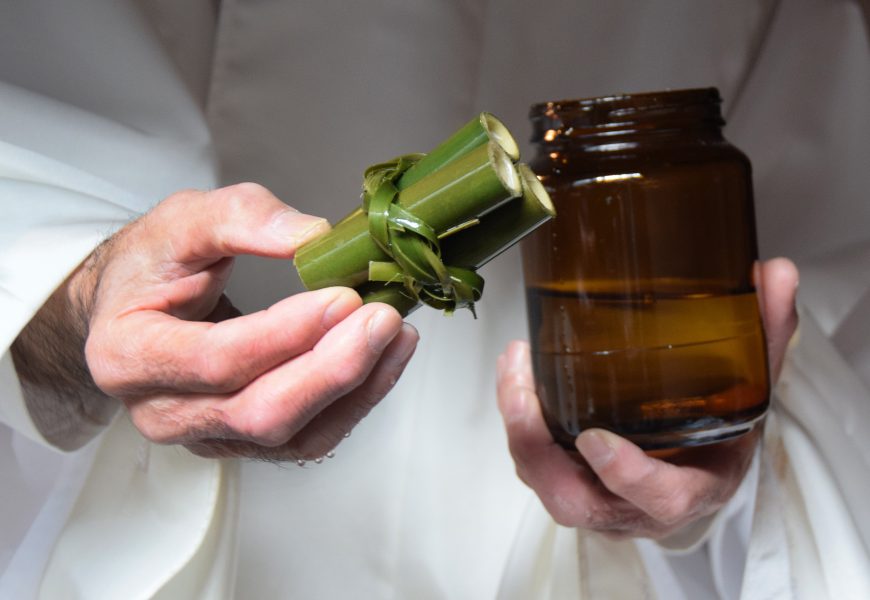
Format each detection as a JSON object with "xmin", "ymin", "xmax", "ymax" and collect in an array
[
  {"xmin": 756, "ymin": 257, "xmax": 799, "ymax": 381},
  {"xmin": 153, "ymin": 183, "xmax": 330, "ymax": 266}
]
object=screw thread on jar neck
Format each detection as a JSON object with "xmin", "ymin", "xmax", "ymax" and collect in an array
[{"xmin": 529, "ymin": 88, "xmax": 725, "ymax": 149}]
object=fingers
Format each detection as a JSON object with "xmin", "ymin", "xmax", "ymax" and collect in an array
[
  {"xmin": 90, "ymin": 183, "xmax": 332, "ymax": 319},
  {"xmin": 185, "ymin": 322, "xmax": 419, "ymax": 462},
  {"xmin": 88, "ymin": 287, "xmax": 362, "ymax": 396},
  {"xmin": 265, "ymin": 322, "xmax": 419, "ymax": 459},
  {"xmin": 496, "ymin": 341, "xmax": 639, "ymax": 529},
  {"xmin": 575, "ymin": 429, "xmax": 752, "ymax": 527},
  {"xmin": 83, "ymin": 182, "xmax": 417, "ymax": 463},
  {"xmin": 151, "ymin": 183, "xmax": 331, "ymax": 267},
  {"xmin": 182, "ymin": 319, "xmax": 415, "ymax": 461},
  {"xmin": 756, "ymin": 257, "xmax": 799, "ymax": 381},
  {"xmin": 126, "ymin": 303, "xmax": 405, "ymax": 448},
  {"xmin": 496, "ymin": 340, "xmax": 760, "ymax": 538},
  {"xmin": 496, "ymin": 342, "xmax": 566, "ymax": 476},
  {"xmin": 220, "ymin": 303, "xmax": 404, "ymax": 446}
]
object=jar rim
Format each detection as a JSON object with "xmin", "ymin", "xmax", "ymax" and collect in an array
[{"xmin": 529, "ymin": 87, "xmax": 721, "ymax": 118}]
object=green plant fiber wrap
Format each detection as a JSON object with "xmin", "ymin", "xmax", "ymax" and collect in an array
[{"xmin": 362, "ymin": 154, "xmax": 484, "ymax": 316}]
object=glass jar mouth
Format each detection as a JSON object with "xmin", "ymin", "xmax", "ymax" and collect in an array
[{"xmin": 530, "ymin": 88, "xmax": 725, "ymax": 144}]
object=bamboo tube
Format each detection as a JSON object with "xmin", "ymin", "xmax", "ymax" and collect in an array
[
  {"xmin": 397, "ymin": 113, "xmax": 519, "ymax": 190},
  {"xmin": 359, "ymin": 165, "xmax": 555, "ymax": 315},
  {"xmin": 295, "ymin": 141, "xmax": 521, "ymax": 290},
  {"xmin": 354, "ymin": 282, "xmax": 420, "ymax": 316},
  {"xmin": 441, "ymin": 165, "xmax": 555, "ymax": 267},
  {"xmin": 332, "ymin": 113, "xmax": 518, "ymax": 229}
]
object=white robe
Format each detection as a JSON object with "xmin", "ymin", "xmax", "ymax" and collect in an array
[{"xmin": 1, "ymin": 0, "xmax": 869, "ymax": 598}]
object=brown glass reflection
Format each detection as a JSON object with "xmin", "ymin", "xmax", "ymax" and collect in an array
[{"xmin": 521, "ymin": 89, "xmax": 770, "ymax": 450}]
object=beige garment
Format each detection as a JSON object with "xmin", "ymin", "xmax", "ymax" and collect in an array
[
  {"xmin": 208, "ymin": 0, "xmax": 870, "ymax": 598},
  {"xmin": 1, "ymin": 0, "xmax": 869, "ymax": 598}
]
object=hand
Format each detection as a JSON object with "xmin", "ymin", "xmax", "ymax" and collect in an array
[
  {"xmin": 16, "ymin": 183, "xmax": 418, "ymax": 460},
  {"xmin": 496, "ymin": 258, "xmax": 799, "ymax": 539}
]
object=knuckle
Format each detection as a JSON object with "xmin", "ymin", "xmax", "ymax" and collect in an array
[
  {"xmin": 543, "ymin": 492, "xmax": 590, "ymax": 529},
  {"xmin": 159, "ymin": 189, "xmax": 201, "ymax": 213},
  {"xmin": 85, "ymin": 335, "xmax": 131, "ymax": 396},
  {"xmin": 605, "ymin": 459, "xmax": 656, "ymax": 498},
  {"xmin": 237, "ymin": 415, "xmax": 292, "ymax": 448},
  {"xmin": 578, "ymin": 503, "xmax": 621, "ymax": 530},
  {"xmin": 547, "ymin": 499, "xmax": 581, "ymax": 528},
  {"xmin": 654, "ymin": 488, "xmax": 698, "ymax": 525},
  {"xmin": 132, "ymin": 413, "xmax": 178, "ymax": 444},
  {"xmin": 227, "ymin": 181, "xmax": 270, "ymax": 199},
  {"xmin": 219, "ymin": 183, "xmax": 278, "ymax": 217},
  {"xmin": 236, "ymin": 393, "xmax": 309, "ymax": 448},
  {"xmin": 195, "ymin": 346, "xmax": 249, "ymax": 393},
  {"xmin": 548, "ymin": 509, "xmax": 575, "ymax": 528}
]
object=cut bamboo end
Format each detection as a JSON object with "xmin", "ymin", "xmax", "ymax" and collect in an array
[
  {"xmin": 482, "ymin": 113, "xmax": 520, "ymax": 162},
  {"xmin": 518, "ymin": 164, "xmax": 555, "ymax": 216},
  {"xmin": 490, "ymin": 142, "xmax": 522, "ymax": 200}
]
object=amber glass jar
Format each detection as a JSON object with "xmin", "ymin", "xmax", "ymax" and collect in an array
[{"xmin": 521, "ymin": 88, "xmax": 769, "ymax": 450}]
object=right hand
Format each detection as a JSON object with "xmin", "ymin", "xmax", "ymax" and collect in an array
[
  {"xmin": 496, "ymin": 258, "xmax": 799, "ymax": 539},
  {"xmin": 81, "ymin": 183, "xmax": 418, "ymax": 461}
]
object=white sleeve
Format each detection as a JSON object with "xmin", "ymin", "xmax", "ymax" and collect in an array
[
  {"xmin": 0, "ymin": 136, "xmax": 138, "ymax": 447},
  {"xmin": 0, "ymin": 78, "xmax": 213, "ymax": 450},
  {"xmin": 0, "ymin": 0, "xmax": 218, "ymax": 448}
]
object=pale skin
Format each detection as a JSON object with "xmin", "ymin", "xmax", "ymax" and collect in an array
[
  {"xmin": 14, "ymin": 182, "xmax": 797, "ymax": 538},
  {"xmin": 496, "ymin": 258, "xmax": 799, "ymax": 539},
  {"xmin": 12, "ymin": 183, "xmax": 419, "ymax": 460}
]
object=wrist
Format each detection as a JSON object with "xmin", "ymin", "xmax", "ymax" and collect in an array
[{"xmin": 10, "ymin": 242, "xmax": 119, "ymax": 450}]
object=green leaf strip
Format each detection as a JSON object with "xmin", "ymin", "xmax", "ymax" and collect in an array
[{"xmin": 362, "ymin": 155, "xmax": 484, "ymax": 315}]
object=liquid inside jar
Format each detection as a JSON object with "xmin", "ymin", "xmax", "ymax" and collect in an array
[{"xmin": 526, "ymin": 284, "xmax": 768, "ymax": 449}]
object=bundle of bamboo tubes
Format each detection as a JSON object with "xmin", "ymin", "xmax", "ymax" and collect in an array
[{"xmin": 294, "ymin": 113, "xmax": 555, "ymax": 316}]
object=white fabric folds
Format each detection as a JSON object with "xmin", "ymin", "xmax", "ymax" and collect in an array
[{"xmin": 2, "ymin": 0, "xmax": 869, "ymax": 598}]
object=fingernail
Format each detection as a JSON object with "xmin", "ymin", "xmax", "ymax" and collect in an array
[
  {"xmin": 273, "ymin": 210, "xmax": 330, "ymax": 246},
  {"xmin": 392, "ymin": 324, "xmax": 419, "ymax": 362},
  {"xmin": 367, "ymin": 308, "xmax": 399, "ymax": 351},
  {"xmin": 321, "ymin": 289, "xmax": 360, "ymax": 329},
  {"xmin": 576, "ymin": 430, "xmax": 617, "ymax": 469},
  {"xmin": 504, "ymin": 387, "xmax": 531, "ymax": 424},
  {"xmin": 507, "ymin": 341, "xmax": 526, "ymax": 371}
]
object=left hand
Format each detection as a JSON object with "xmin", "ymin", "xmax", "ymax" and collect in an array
[{"xmin": 496, "ymin": 258, "xmax": 799, "ymax": 539}]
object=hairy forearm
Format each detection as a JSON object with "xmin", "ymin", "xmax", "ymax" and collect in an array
[{"xmin": 9, "ymin": 241, "xmax": 119, "ymax": 450}]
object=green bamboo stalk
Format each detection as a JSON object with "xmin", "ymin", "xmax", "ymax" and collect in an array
[
  {"xmin": 355, "ymin": 282, "xmax": 421, "ymax": 316},
  {"xmin": 295, "ymin": 141, "xmax": 522, "ymax": 290},
  {"xmin": 441, "ymin": 165, "xmax": 555, "ymax": 267},
  {"xmin": 397, "ymin": 113, "xmax": 519, "ymax": 190},
  {"xmin": 332, "ymin": 113, "xmax": 517, "ymax": 229},
  {"xmin": 360, "ymin": 165, "xmax": 555, "ymax": 315}
]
